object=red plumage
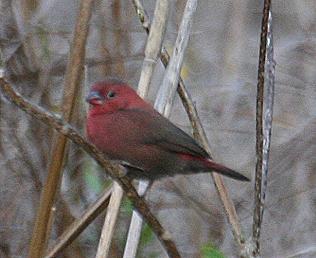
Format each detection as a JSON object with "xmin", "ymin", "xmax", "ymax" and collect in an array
[{"xmin": 86, "ymin": 79, "xmax": 249, "ymax": 182}]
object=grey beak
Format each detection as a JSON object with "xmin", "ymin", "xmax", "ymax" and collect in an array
[{"xmin": 86, "ymin": 91, "xmax": 104, "ymax": 104}]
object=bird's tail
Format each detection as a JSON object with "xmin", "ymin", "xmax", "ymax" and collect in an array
[{"xmin": 205, "ymin": 159, "xmax": 250, "ymax": 181}]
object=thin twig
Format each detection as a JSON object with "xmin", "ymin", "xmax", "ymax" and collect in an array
[
  {"xmin": 252, "ymin": 0, "xmax": 272, "ymax": 256},
  {"xmin": 95, "ymin": 183, "xmax": 124, "ymax": 258},
  {"xmin": 155, "ymin": 0, "xmax": 198, "ymax": 115},
  {"xmin": 131, "ymin": 0, "xmax": 150, "ymax": 33},
  {"xmin": 124, "ymin": 1, "xmax": 170, "ymax": 257},
  {"xmin": 261, "ymin": 8, "xmax": 275, "ymax": 220},
  {"xmin": 179, "ymin": 82, "xmax": 245, "ymax": 247},
  {"xmin": 132, "ymin": 0, "xmax": 246, "ymax": 249},
  {"xmin": 45, "ymin": 187, "xmax": 112, "ymax": 258},
  {"xmin": 28, "ymin": 0, "xmax": 94, "ymax": 257},
  {"xmin": 0, "ymin": 78, "xmax": 181, "ymax": 258}
]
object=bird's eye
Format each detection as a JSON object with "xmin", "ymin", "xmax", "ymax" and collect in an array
[{"xmin": 107, "ymin": 91, "xmax": 116, "ymax": 99}]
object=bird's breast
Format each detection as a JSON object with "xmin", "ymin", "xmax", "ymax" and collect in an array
[{"xmin": 86, "ymin": 110, "xmax": 175, "ymax": 175}]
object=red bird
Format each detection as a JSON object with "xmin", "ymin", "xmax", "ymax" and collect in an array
[{"xmin": 86, "ymin": 79, "xmax": 249, "ymax": 182}]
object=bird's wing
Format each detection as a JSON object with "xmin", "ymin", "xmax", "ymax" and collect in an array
[{"xmin": 125, "ymin": 108, "xmax": 209, "ymax": 158}]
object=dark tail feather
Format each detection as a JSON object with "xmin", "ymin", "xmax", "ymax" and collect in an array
[{"xmin": 206, "ymin": 160, "xmax": 250, "ymax": 181}]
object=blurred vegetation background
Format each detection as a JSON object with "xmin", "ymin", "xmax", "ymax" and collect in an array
[{"xmin": 0, "ymin": 0, "xmax": 315, "ymax": 257}]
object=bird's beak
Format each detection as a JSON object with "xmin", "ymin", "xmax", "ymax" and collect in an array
[{"xmin": 86, "ymin": 91, "xmax": 104, "ymax": 105}]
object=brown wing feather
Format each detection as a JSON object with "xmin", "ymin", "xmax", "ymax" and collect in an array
[{"xmin": 122, "ymin": 108, "xmax": 210, "ymax": 158}]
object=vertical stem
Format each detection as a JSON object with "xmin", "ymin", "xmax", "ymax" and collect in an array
[
  {"xmin": 27, "ymin": 0, "xmax": 94, "ymax": 257},
  {"xmin": 155, "ymin": 0, "xmax": 198, "ymax": 115},
  {"xmin": 123, "ymin": 181, "xmax": 149, "ymax": 258},
  {"xmin": 261, "ymin": 9, "xmax": 275, "ymax": 220},
  {"xmin": 252, "ymin": 0, "xmax": 271, "ymax": 256},
  {"xmin": 95, "ymin": 183, "xmax": 124, "ymax": 258},
  {"xmin": 137, "ymin": 0, "xmax": 170, "ymax": 97}
]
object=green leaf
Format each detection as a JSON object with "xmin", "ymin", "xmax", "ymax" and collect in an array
[
  {"xmin": 137, "ymin": 224, "xmax": 156, "ymax": 258},
  {"xmin": 36, "ymin": 26, "xmax": 51, "ymax": 63},
  {"xmin": 201, "ymin": 243, "xmax": 226, "ymax": 258},
  {"xmin": 121, "ymin": 197, "xmax": 133, "ymax": 216},
  {"xmin": 83, "ymin": 160, "xmax": 104, "ymax": 194},
  {"xmin": 140, "ymin": 223, "xmax": 154, "ymax": 246}
]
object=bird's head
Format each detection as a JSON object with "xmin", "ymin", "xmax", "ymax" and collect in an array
[{"xmin": 86, "ymin": 79, "xmax": 148, "ymax": 116}]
